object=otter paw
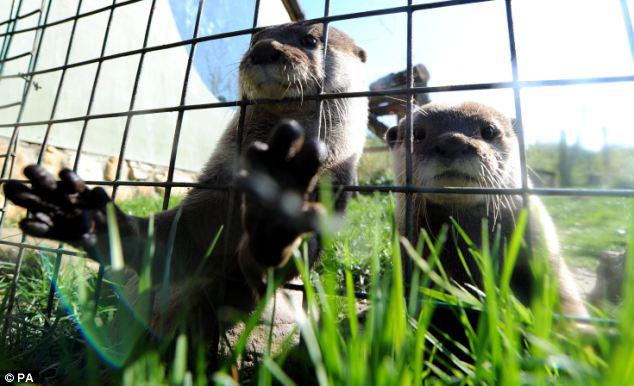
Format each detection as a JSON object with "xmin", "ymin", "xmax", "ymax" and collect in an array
[
  {"xmin": 3, "ymin": 165, "xmax": 111, "ymax": 246},
  {"xmin": 236, "ymin": 119, "xmax": 326, "ymax": 267}
]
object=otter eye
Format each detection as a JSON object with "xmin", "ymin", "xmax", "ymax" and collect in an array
[
  {"xmin": 300, "ymin": 35, "xmax": 318, "ymax": 49},
  {"xmin": 413, "ymin": 127, "xmax": 425, "ymax": 141},
  {"xmin": 481, "ymin": 125, "xmax": 499, "ymax": 141}
]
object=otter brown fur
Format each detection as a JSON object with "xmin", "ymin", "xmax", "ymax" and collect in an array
[
  {"xmin": 4, "ymin": 22, "xmax": 368, "ymax": 351},
  {"xmin": 145, "ymin": 22, "xmax": 368, "ymax": 300},
  {"xmin": 386, "ymin": 102, "xmax": 588, "ymax": 319}
]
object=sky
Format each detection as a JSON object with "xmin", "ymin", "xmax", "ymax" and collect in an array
[
  {"xmin": 305, "ymin": 0, "xmax": 634, "ymax": 151},
  {"xmin": 172, "ymin": 0, "xmax": 634, "ymax": 150}
]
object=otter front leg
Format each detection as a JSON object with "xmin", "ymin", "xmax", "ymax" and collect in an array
[
  {"xmin": 3, "ymin": 165, "xmax": 146, "ymax": 267},
  {"xmin": 236, "ymin": 120, "xmax": 325, "ymax": 294}
]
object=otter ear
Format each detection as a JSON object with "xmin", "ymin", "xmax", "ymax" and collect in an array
[
  {"xmin": 385, "ymin": 126, "xmax": 399, "ymax": 148},
  {"xmin": 249, "ymin": 30, "xmax": 262, "ymax": 46},
  {"xmin": 355, "ymin": 46, "xmax": 367, "ymax": 63}
]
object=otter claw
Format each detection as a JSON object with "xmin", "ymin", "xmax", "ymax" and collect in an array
[
  {"xmin": 238, "ymin": 120, "xmax": 325, "ymax": 266},
  {"xmin": 87, "ymin": 187, "xmax": 111, "ymax": 209},
  {"xmin": 58, "ymin": 168, "xmax": 86, "ymax": 194},
  {"xmin": 239, "ymin": 120, "xmax": 324, "ymax": 201},
  {"xmin": 24, "ymin": 165, "xmax": 57, "ymax": 192},
  {"xmin": 268, "ymin": 119, "xmax": 305, "ymax": 161},
  {"xmin": 3, "ymin": 164, "xmax": 112, "ymax": 245},
  {"xmin": 19, "ymin": 219, "xmax": 51, "ymax": 237},
  {"xmin": 4, "ymin": 180, "xmax": 58, "ymax": 213},
  {"xmin": 289, "ymin": 139, "xmax": 325, "ymax": 189},
  {"xmin": 235, "ymin": 172, "xmax": 279, "ymax": 205}
]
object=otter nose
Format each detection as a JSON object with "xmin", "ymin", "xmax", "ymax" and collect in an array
[
  {"xmin": 432, "ymin": 136, "xmax": 475, "ymax": 159},
  {"xmin": 250, "ymin": 40, "xmax": 282, "ymax": 65}
]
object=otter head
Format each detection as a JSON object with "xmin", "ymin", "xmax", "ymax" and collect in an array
[
  {"xmin": 239, "ymin": 23, "xmax": 367, "ymax": 102},
  {"xmin": 386, "ymin": 102, "xmax": 521, "ymax": 206}
]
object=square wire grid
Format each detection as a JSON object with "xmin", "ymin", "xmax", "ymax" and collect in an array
[{"xmin": 0, "ymin": 0, "xmax": 632, "ymax": 339}]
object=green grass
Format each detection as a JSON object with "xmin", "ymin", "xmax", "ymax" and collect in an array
[
  {"xmin": 113, "ymin": 182, "xmax": 632, "ymax": 275},
  {"xmin": 0, "ymin": 192, "xmax": 631, "ymax": 385},
  {"xmin": 353, "ymin": 142, "xmax": 632, "ymax": 272},
  {"xmin": 117, "ymin": 195, "xmax": 184, "ymax": 217},
  {"xmin": 356, "ymin": 137, "xmax": 393, "ymax": 186},
  {"xmin": 322, "ymin": 193, "xmax": 630, "ymax": 287},
  {"xmin": 0, "ymin": 149, "xmax": 632, "ymax": 385},
  {"xmin": 543, "ymin": 197, "xmax": 632, "ymax": 268},
  {"xmin": 317, "ymin": 193, "xmax": 393, "ymax": 291}
]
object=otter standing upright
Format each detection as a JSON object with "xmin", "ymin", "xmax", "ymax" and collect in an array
[
  {"xmin": 385, "ymin": 102, "xmax": 588, "ymax": 319},
  {"xmin": 4, "ymin": 23, "xmax": 368, "ymax": 333}
]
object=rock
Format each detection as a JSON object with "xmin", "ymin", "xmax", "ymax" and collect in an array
[
  {"xmin": 112, "ymin": 186, "xmax": 135, "ymax": 202},
  {"xmin": 15, "ymin": 146, "xmax": 38, "ymax": 179},
  {"xmin": 221, "ymin": 287, "xmax": 303, "ymax": 368},
  {"xmin": 42, "ymin": 145, "xmax": 68, "ymax": 175},
  {"xmin": 0, "ymin": 140, "xmax": 37, "ymax": 179},
  {"xmin": 589, "ymin": 249, "xmax": 626, "ymax": 304},
  {"xmin": 136, "ymin": 185, "xmax": 158, "ymax": 197},
  {"xmin": 127, "ymin": 160, "xmax": 153, "ymax": 181},
  {"xmin": 153, "ymin": 172, "xmax": 168, "ymax": 196},
  {"xmin": 104, "ymin": 156, "xmax": 129, "ymax": 182},
  {"xmin": 76, "ymin": 155, "xmax": 105, "ymax": 182},
  {"xmin": 169, "ymin": 187, "xmax": 191, "ymax": 198},
  {"xmin": 5, "ymin": 205, "xmax": 26, "ymax": 222},
  {"xmin": 175, "ymin": 170, "xmax": 196, "ymax": 182},
  {"xmin": 104, "ymin": 156, "xmax": 119, "ymax": 181},
  {"xmin": 171, "ymin": 170, "xmax": 195, "ymax": 197},
  {"xmin": 152, "ymin": 170, "xmax": 194, "ymax": 198}
]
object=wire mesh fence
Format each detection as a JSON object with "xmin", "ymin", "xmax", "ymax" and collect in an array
[{"xmin": 0, "ymin": 0, "xmax": 633, "ymax": 341}]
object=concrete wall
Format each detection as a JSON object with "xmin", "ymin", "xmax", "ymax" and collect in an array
[{"xmin": 0, "ymin": 0, "xmax": 291, "ymax": 174}]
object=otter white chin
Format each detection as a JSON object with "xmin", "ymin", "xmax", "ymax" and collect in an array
[
  {"xmin": 386, "ymin": 102, "xmax": 589, "ymax": 319},
  {"xmin": 232, "ymin": 23, "xmax": 368, "ymax": 173},
  {"xmin": 240, "ymin": 24, "xmax": 367, "ymax": 102}
]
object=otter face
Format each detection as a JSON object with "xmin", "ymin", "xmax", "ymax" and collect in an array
[
  {"xmin": 386, "ymin": 102, "xmax": 521, "ymax": 206},
  {"xmin": 239, "ymin": 23, "xmax": 367, "ymax": 101}
]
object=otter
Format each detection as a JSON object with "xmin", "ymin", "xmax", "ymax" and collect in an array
[
  {"xmin": 3, "ymin": 22, "xmax": 367, "ymax": 350},
  {"xmin": 385, "ymin": 102, "xmax": 589, "ymax": 334}
]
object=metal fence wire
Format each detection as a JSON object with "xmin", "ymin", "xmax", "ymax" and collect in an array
[{"xmin": 0, "ymin": 0, "xmax": 633, "ymax": 340}]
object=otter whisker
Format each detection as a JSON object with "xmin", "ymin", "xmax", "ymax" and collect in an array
[
  {"xmin": 480, "ymin": 164, "xmax": 503, "ymax": 227},
  {"xmin": 388, "ymin": 102, "xmax": 592, "ymax": 342}
]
